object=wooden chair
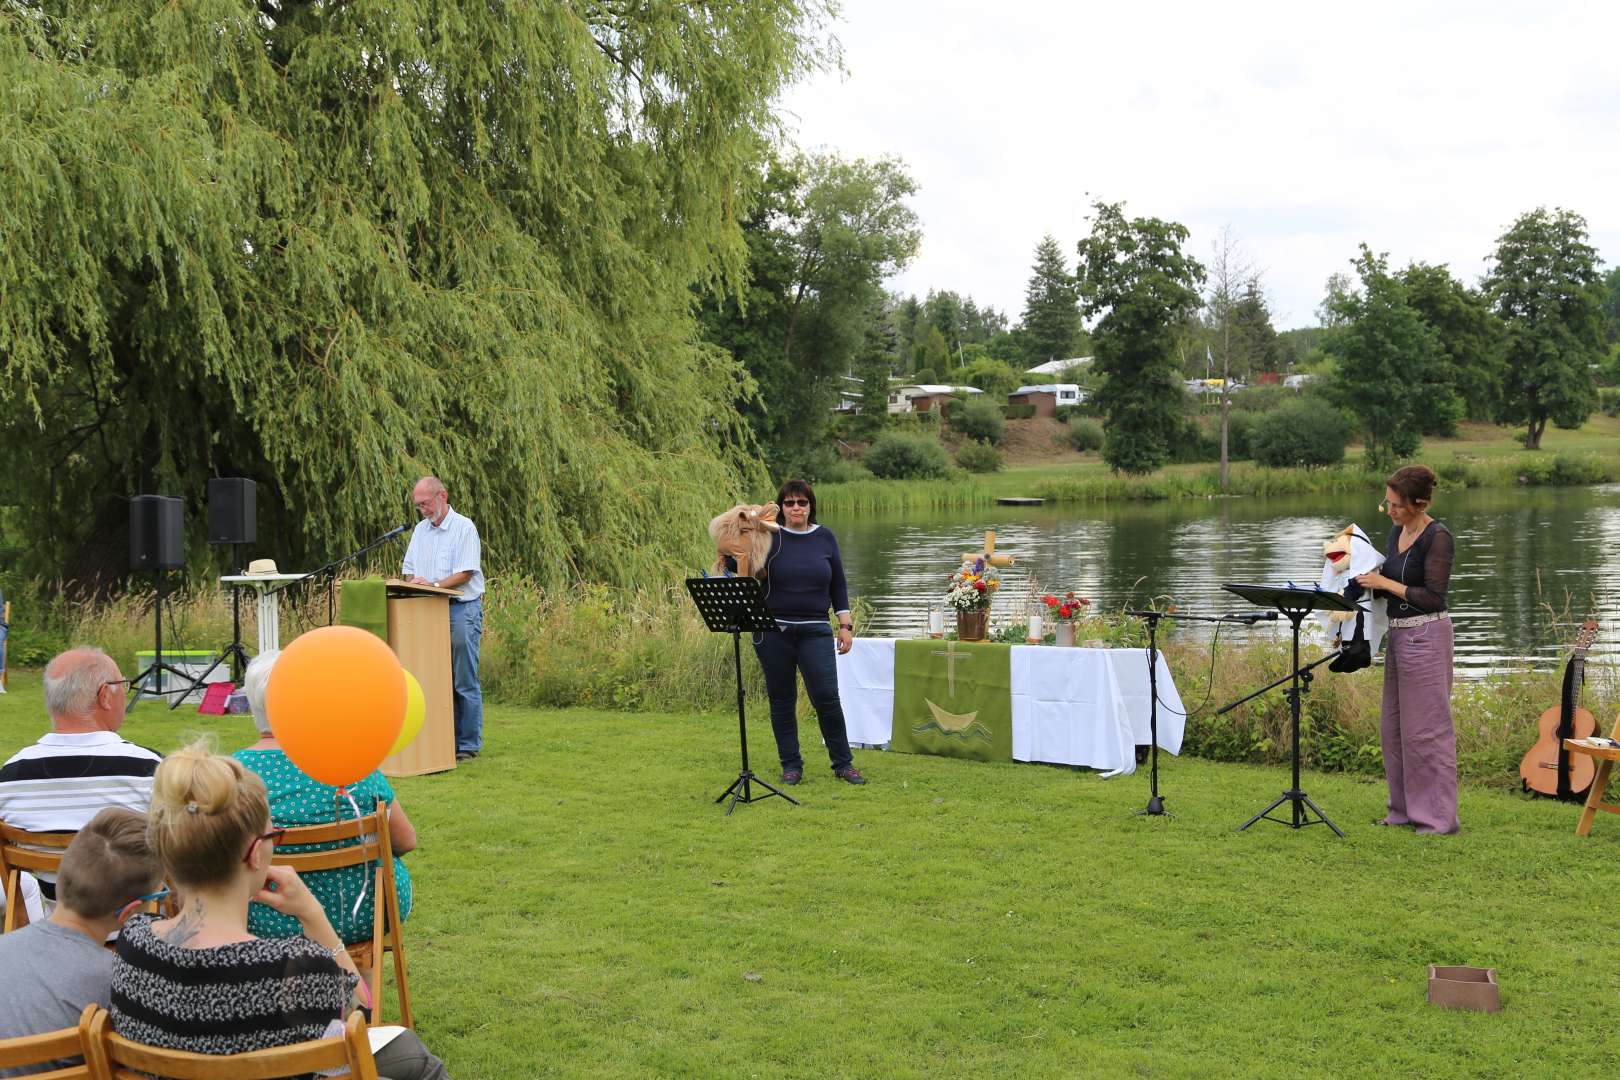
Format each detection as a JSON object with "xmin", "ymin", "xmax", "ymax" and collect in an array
[
  {"xmin": 0, "ymin": 1003, "xmax": 100, "ymax": 1079},
  {"xmin": 1566, "ymin": 712, "xmax": 1620, "ymax": 836},
  {"xmin": 271, "ymin": 804, "xmax": 413, "ymax": 1027},
  {"xmin": 85, "ymin": 1007, "xmax": 380, "ymax": 1080},
  {"xmin": 0, "ymin": 821, "xmax": 73, "ymax": 932}
]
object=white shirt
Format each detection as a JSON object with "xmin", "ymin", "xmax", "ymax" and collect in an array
[{"xmin": 401, "ymin": 506, "xmax": 484, "ymax": 603}]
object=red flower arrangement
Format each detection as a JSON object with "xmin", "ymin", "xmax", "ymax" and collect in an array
[{"xmin": 1041, "ymin": 591, "xmax": 1091, "ymax": 622}]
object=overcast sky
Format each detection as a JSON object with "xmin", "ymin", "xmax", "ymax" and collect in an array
[{"xmin": 779, "ymin": 1, "xmax": 1620, "ymax": 331}]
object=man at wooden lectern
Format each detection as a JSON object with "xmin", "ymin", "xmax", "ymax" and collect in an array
[{"xmin": 402, "ymin": 475, "xmax": 486, "ymax": 761}]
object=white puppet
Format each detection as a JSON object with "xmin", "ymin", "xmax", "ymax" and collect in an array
[{"xmin": 1316, "ymin": 524, "xmax": 1388, "ymax": 669}]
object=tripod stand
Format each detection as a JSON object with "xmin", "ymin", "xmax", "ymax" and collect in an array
[
  {"xmin": 685, "ymin": 576, "xmax": 798, "ymax": 815},
  {"xmin": 172, "ymin": 542, "xmax": 252, "ymax": 710},
  {"xmin": 128, "ymin": 569, "xmax": 196, "ymax": 713},
  {"xmin": 1124, "ymin": 609, "xmax": 1172, "ymax": 817},
  {"xmin": 1220, "ymin": 583, "xmax": 1357, "ymax": 836}
]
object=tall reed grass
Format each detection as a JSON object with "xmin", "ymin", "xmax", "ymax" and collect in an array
[{"xmin": 14, "ymin": 578, "xmax": 1613, "ymax": 788}]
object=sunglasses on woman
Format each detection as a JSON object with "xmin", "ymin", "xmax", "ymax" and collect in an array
[
  {"xmin": 242, "ymin": 828, "xmax": 286, "ymax": 866},
  {"xmin": 781, "ymin": 498, "xmax": 810, "ymax": 507}
]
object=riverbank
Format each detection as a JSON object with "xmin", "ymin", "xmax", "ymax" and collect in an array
[
  {"xmin": 5, "ymin": 582, "xmax": 1610, "ymax": 789},
  {"xmin": 818, "ymin": 416, "xmax": 1620, "ymax": 512}
]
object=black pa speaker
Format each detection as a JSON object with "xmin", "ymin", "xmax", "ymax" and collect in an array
[
  {"xmin": 208, "ymin": 478, "xmax": 257, "ymax": 545},
  {"xmin": 129, "ymin": 496, "xmax": 184, "ymax": 571}
]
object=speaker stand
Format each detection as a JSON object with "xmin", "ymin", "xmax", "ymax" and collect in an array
[
  {"xmin": 128, "ymin": 568, "xmax": 195, "ymax": 713},
  {"xmin": 171, "ymin": 543, "xmax": 252, "ymax": 710}
]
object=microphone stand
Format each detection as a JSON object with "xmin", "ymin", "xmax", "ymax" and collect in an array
[
  {"xmin": 270, "ymin": 525, "xmax": 410, "ymax": 625},
  {"xmin": 1122, "ymin": 609, "xmax": 1279, "ymax": 818}
]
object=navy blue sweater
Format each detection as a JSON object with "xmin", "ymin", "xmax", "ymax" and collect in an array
[{"xmin": 757, "ymin": 526, "xmax": 850, "ymax": 622}]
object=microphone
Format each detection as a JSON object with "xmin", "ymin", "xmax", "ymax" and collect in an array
[
  {"xmin": 381, "ymin": 523, "xmax": 410, "ymax": 541},
  {"xmin": 1233, "ymin": 611, "xmax": 1279, "ymax": 625}
]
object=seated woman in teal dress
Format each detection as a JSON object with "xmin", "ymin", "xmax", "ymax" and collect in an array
[{"xmin": 231, "ymin": 649, "xmax": 417, "ymax": 944}]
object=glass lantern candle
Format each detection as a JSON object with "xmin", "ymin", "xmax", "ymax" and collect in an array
[
  {"xmin": 927, "ymin": 602, "xmax": 945, "ymax": 639},
  {"xmin": 1026, "ymin": 602, "xmax": 1044, "ymax": 644}
]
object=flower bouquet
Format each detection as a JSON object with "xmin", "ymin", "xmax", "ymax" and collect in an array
[
  {"xmin": 946, "ymin": 558, "xmax": 999, "ymax": 641},
  {"xmin": 1041, "ymin": 591, "xmax": 1090, "ymax": 646}
]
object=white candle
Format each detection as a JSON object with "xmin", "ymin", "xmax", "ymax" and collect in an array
[
  {"xmin": 928, "ymin": 608, "xmax": 944, "ymax": 636},
  {"xmin": 1027, "ymin": 613, "xmax": 1043, "ymax": 642}
]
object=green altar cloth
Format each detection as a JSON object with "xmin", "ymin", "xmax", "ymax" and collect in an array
[
  {"xmin": 891, "ymin": 639, "xmax": 1013, "ymax": 762},
  {"xmin": 339, "ymin": 577, "xmax": 388, "ymax": 641}
]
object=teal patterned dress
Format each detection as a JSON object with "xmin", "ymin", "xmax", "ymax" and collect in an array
[{"xmin": 232, "ymin": 748, "xmax": 413, "ymax": 944}]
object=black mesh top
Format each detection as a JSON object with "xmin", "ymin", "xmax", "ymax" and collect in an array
[{"xmin": 1382, "ymin": 520, "xmax": 1453, "ymax": 617}]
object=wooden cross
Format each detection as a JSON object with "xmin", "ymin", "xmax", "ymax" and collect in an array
[
  {"xmin": 930, "ymin": 639, "xmax": 973, "ymax": 697},
  {"xmin": 961, "ymin": 529, "xmax": 1015, "ymax": 569}
]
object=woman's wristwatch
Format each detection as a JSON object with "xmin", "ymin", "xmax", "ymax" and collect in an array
[{"xmin": 838, "ymin": 621, "xmax": 853, "ymax": 631}]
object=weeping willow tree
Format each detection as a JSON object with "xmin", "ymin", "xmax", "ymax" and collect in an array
[{"xmin": 0, "ymin": 0, "xmax": 834, "ymax": 592}]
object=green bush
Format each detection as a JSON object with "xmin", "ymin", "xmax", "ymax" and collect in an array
[
  {"xmin": 1004, "ymin": 404, "xmax": 1036, "ymax": 420},
  {"xmin": 1437, "ymin": 457, "xmax": 1483, "ymax": 489},
  {"xmin": 951, "ymin": 397, "xmax": 1006, "ymax": 445},
  {"xmin": 1549, "ymin": 453, "xmax": 1611, "ymax": 485},
  {"xmin": 1249, "ymin": 399, "xmax": 1349, "ymax": 468},
  {"xmin": 910, "ymin": 367, "xmax": 938, "ymax": 384},
  {"xmin": 954, "ymin": 440, "xmax": 1003, "ymax": 473},
  {"xmin": 863, "ymin": 431, "xmax": 953, "ymax": 479},
  {"xmin": 1066, "ymin": 417, "xmax": 1103, "ymax": 452}
]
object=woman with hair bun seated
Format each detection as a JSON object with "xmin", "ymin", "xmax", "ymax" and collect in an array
[{"xmin": 111, "ymin": 741, "xmax": 452, "ymax": 1079}]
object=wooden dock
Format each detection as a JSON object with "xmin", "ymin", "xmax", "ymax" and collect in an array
[{"xmin": 995, "ymin": 497, "xmax": 1044, "ymax": 506}]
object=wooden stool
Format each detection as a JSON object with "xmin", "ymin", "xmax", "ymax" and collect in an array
[{"xmin": 1565, "ymin": 727, "xmax": 1620, "ymax": 836}]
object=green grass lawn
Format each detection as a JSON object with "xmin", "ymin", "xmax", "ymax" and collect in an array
[{"xmin": 4, "ymin": 670, "xmax": 1619, "ymax": 1077}]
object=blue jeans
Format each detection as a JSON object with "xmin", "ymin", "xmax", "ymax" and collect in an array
[
  {"xmin": 450, "ymin": 598, "xmax": 484, "ymax": 753},
  {"xmin": 752, "ymin": 623, "xmax": 853, "ymax": 773}
]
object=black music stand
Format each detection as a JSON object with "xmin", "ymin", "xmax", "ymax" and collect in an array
[
  {"xmin": 1220, "ymin": 583, "xmax": 1358, "ymax": 837},
  {"xmin": 685, "ymin": 577, "xmax": 798, "ymax": 815}
]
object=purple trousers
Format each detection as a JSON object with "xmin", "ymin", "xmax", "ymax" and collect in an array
[{"xmin": 1380, "ymin": 616, "xmax": 1460, "ymax": 834}]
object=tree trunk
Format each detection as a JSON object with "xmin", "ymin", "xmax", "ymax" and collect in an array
[{"xmin": 1526, "ymin": 417, "xmax": 1546, "ymax": 450}]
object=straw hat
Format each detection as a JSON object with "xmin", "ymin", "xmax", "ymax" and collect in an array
[{"xmin": 244, "ymin": 558, "xmax": 279, "ymax": 576}]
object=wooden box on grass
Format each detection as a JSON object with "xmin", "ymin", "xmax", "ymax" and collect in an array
[{"xmin": 1427, "ymin": 965, "xmax": 1500, "ymax": 1012}]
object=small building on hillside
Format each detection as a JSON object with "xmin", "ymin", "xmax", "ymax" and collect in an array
[
  {"xmin": 889, "ymin": 384, "xmax": 983, "ymax": 414},
  {"xmin": 1008, "ymin": 384, "xmax": 1084, "ymax": 417}
]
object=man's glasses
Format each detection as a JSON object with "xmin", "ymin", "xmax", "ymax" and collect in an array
[
  {"xmin": 242, "ymin": 828, "xmax": 286, "ymax": 866},
  {"xmin": 782, "ymin": 499, "xmax": 810, "ymax": 507},
  {"xmin": 101, "ymin": 678, "xmax": 133, "ymax": 695},
  {"xmin": 113, "ymin": 886, "xmax": 171, "ymax": 918}
]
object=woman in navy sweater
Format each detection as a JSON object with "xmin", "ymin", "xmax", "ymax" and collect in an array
[{"xmin": 748, "ymin": 479, "xmax": 865, "ymax": 786}]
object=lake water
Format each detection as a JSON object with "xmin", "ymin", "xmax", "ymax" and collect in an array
[{"xmin": 820, "ymin": 484, "xmax": 1620, "ymax": 678}]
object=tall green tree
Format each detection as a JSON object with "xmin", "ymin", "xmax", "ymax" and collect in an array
[
  {"xmin": 0, "ymin": 1, "xmax": 835, "ymax": 592},
  {"xmin": 1201, "ymin": 226, "xmax": 1259, "ymax": 487},
  {"xmin": 699, "ymin": 152, "xmax": 920, "ymax": 474},
  {"xmin": 1399, "ymin": 262, "xmax": 1505, "ymax": 429},
  {"xmin": 855, "ymin": 299, "xmax": 899, "ymax": 438},
  {"xmin": 1325, "ymin": 247, "xmax": 1438, "ymax": 470},
  {"xmin": 1603, "ymin": 266, "xmax": 1620, "ymax": 344},
  {"xmin": 1019, "ymin": 234, "xmax": 1083, "ymax": 365},
  {"xmin": 911, "ymin": 324, "xmax": 951, "ymax": 378},
  {"xmin": 1075, "ymin": 203, "xmax": 1205, "ymax": 475},
  {"xmin": 1483, "ymin": 208, "xmax": 1605, "ymax": 449}
]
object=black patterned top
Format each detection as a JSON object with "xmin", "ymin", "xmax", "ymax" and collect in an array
[
  {"xmin": 1382, "ymin": 520, "xmax": 1453, "ymax": 617},
  {"xmin": 110, "ymin": 914, "xmax": 357, "ymax": 1069}
]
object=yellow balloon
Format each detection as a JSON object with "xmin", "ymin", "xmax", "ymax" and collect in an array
[{"xmin": 388, "ymin": 670, "xmax": 426, "ymax": 757}]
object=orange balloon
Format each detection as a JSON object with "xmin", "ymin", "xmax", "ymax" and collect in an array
[{"xmin": 266, "ymin": 625, "xmax": 405, "ymax": 787}]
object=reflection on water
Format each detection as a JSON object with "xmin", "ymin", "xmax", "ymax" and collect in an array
[{"xmin": 821, "ymin": 484, "xmax": 1620, "ymax": 679}]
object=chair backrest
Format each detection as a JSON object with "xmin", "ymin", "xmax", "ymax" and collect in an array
[
  {"xmin": 270, "ymin": 802, "xmax": 412, "ymax": 1027},
  {"xmin": 0, "ymin": 1003, "xmax": 100, "ymax": 1079},
  {"xmin": 0, "ymin": 820, "xmax": 75, "ymax": 932},
  {"xmin": 88, "ymin": 1007, "xmax": 380, "ymax": 1080}
]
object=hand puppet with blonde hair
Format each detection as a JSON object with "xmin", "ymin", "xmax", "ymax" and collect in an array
[
  {"xmin": 1315, "ymin": 523, "xmax": 1388, "ymax": 665},
  {"xmin": 708, "ymin": 503, "xmax": 781, "ymax": 579}
]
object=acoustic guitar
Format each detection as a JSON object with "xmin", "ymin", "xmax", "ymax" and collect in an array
[{"xmin": 1519, "ymin": 620, "xmax": 1599, "ymax": 799}]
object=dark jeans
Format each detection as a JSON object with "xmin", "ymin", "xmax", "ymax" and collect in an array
[
  {"xmin": 752, "ymin": 623, "xmax": 853, "ymax": 773},
  {"xmin": 375, "ymin": 1028, "xmax": 452, "ymax": 1079}
]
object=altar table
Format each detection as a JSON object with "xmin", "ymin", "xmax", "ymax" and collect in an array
[{"xmin": 835, "ymin": 638, "xmax": 1185, "ymax": 777}]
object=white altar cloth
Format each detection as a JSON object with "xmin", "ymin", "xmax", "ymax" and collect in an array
[{"xmin": 836, "ymin": 639, "xmax": 1185, "ymax": 777}]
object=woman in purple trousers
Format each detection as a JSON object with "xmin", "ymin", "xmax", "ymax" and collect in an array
[{"xmin": 1356, "ymin": 465, "xmax": 1459, "ymax": 834}]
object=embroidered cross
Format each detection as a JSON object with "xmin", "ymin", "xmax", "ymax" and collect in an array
[{"xmin": 931, "ymin": 639, "xmax": 973, "ymax": 697}]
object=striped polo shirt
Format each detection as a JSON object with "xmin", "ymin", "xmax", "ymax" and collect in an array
[{"xmin": 0, "ymin": 731, "xmax": 163, "ymax": 899}]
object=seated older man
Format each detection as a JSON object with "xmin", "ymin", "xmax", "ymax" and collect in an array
[
  {"xmin": 0, "ymin": 647, "xmax": 163, "ymax": 920},
  {"xmin": 232, "ymin": 649, "xmax": 417, "ymax": 944}
]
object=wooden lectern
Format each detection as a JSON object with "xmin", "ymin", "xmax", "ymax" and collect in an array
[{"xmin": 380, "ymin": 579, "xmax": 458, "ymax": 777}]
